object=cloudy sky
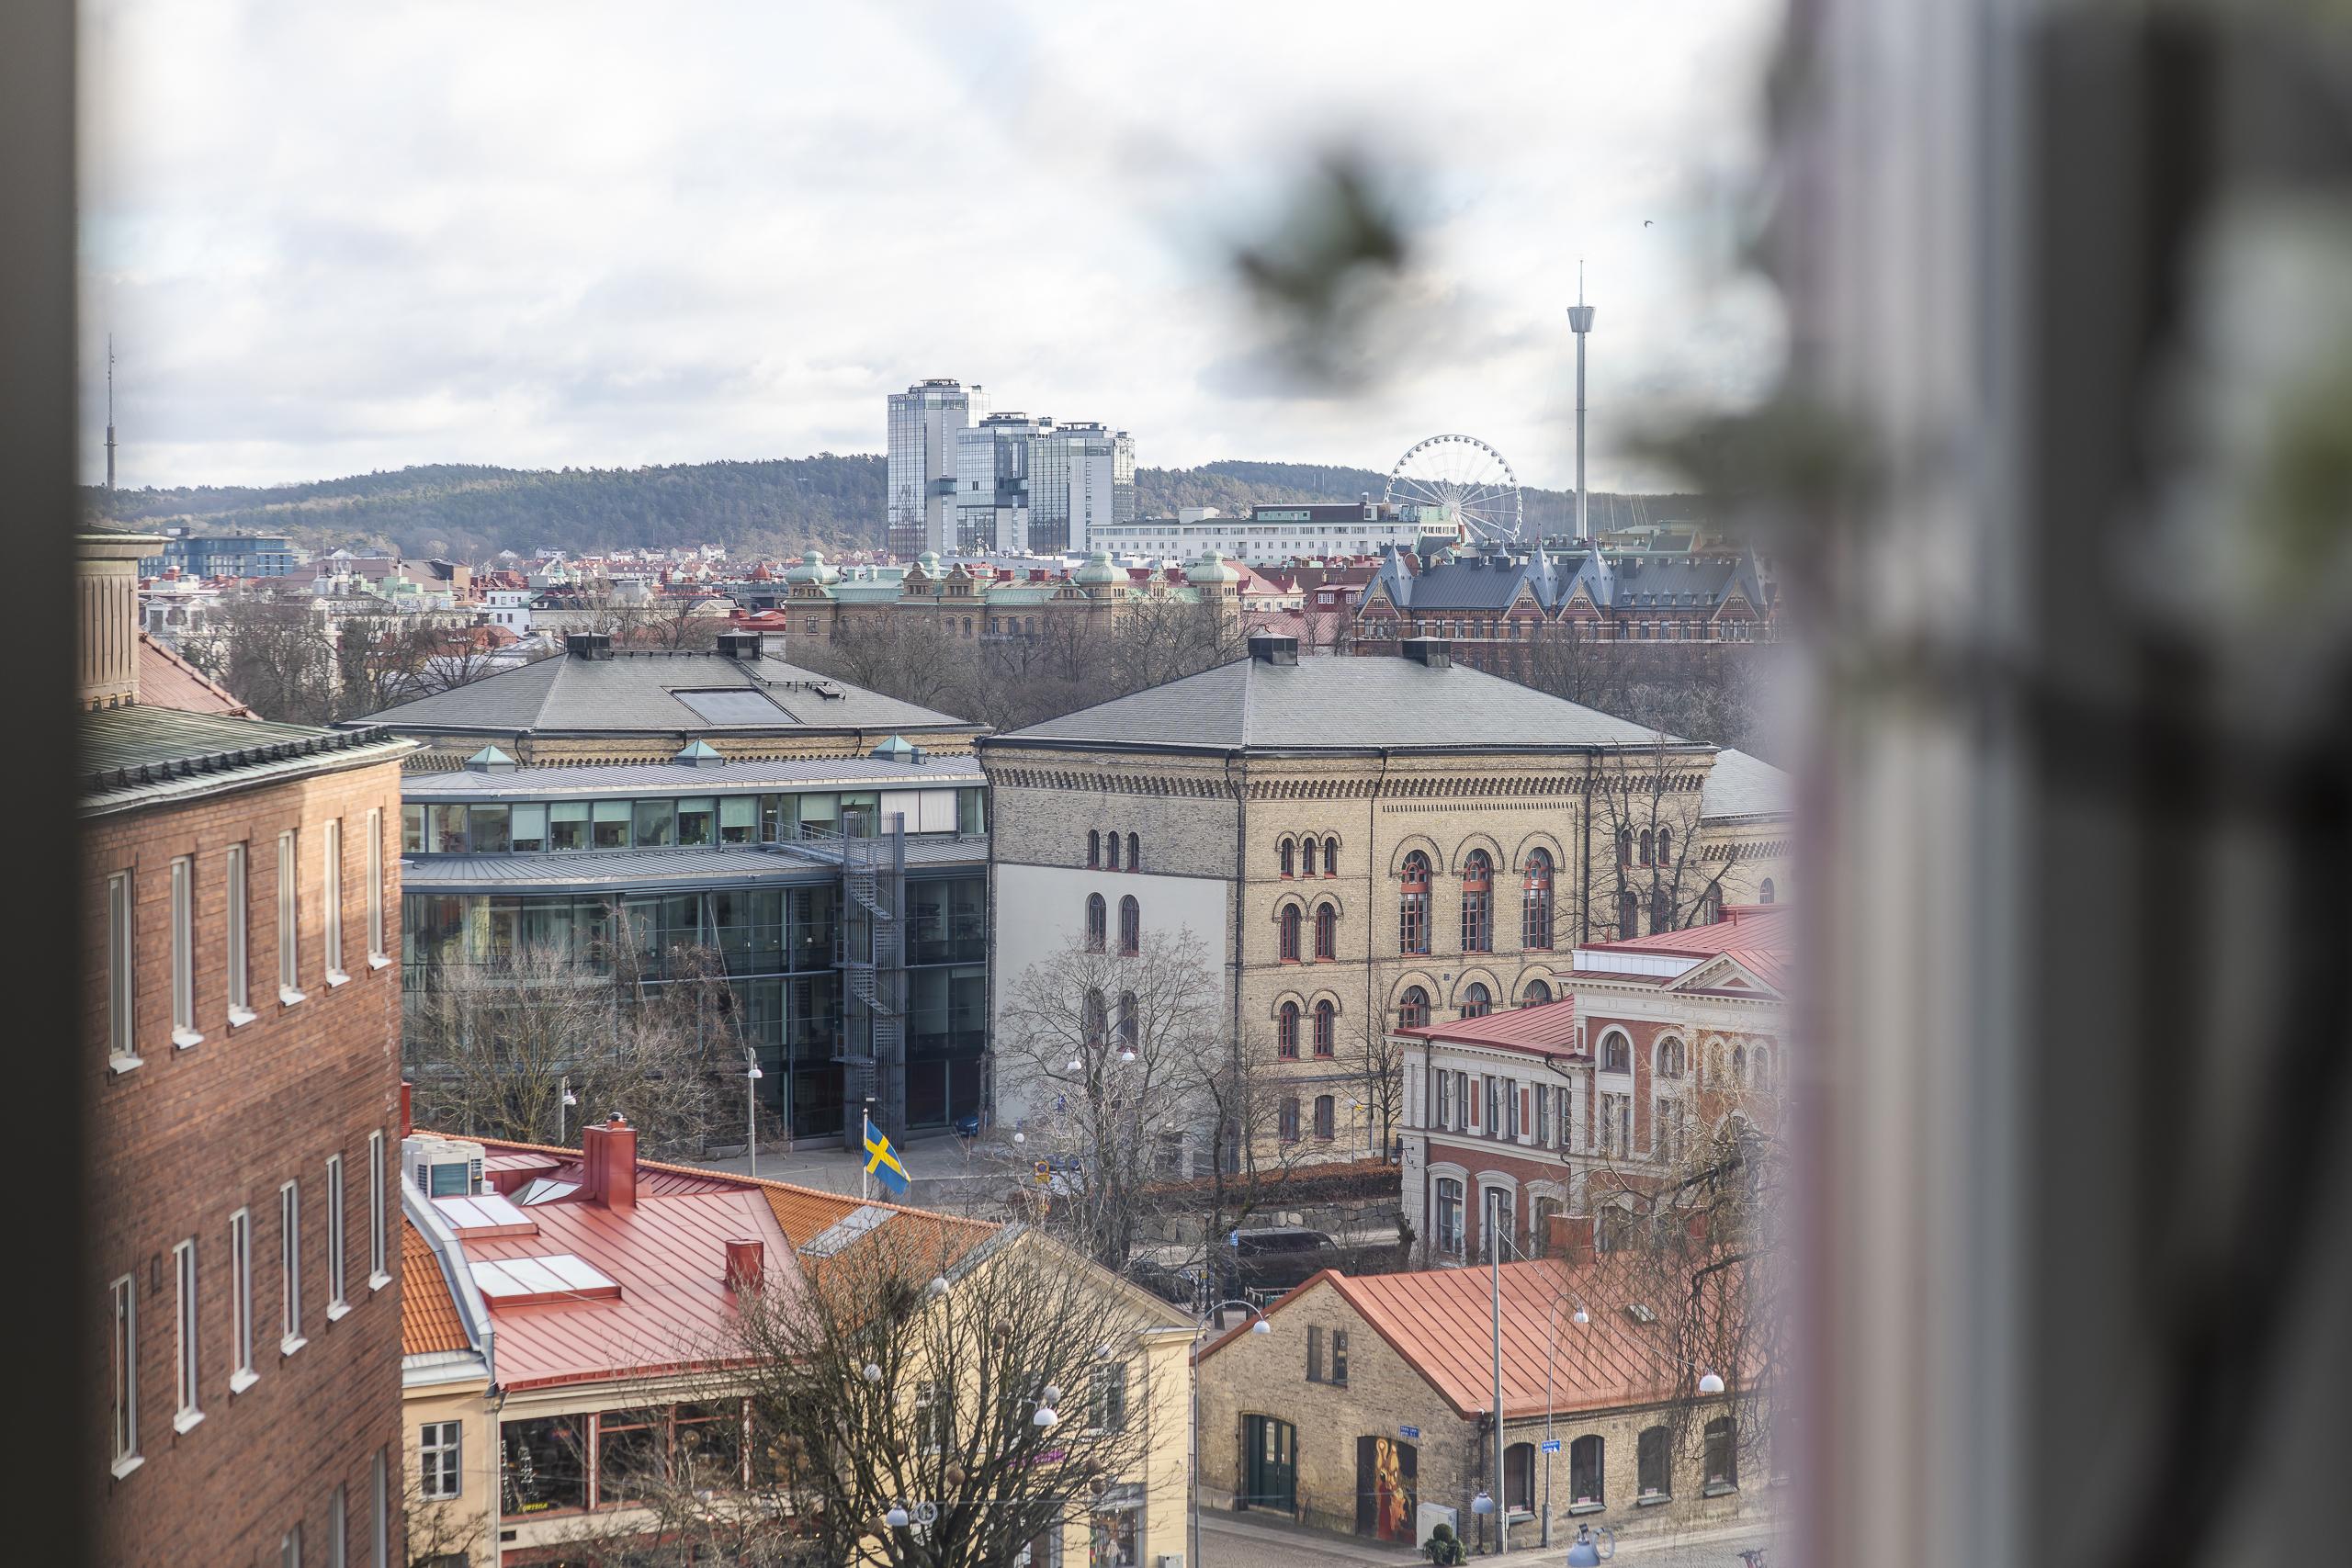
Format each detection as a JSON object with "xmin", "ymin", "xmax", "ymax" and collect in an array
[{"xmin": 79, "ymin": 0, "xmax": 1784, "ymax": 493}]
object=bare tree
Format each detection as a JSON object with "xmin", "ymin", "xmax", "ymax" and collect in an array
[
  {"xmin": 187, "ymin": 590, "xmax": 338, "ymax": 724},
  {"xmin": 402, "ymin": 1461, "xmax": 490, "ymax": 1568},
  {"xmin": 1589, "ymin": 737, "xmax": 1739, "ymax": 940}
]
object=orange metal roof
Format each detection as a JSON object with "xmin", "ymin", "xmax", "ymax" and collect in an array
[
  {"xmin": 1577, "ymin": 906, "xmax": 1792, "ymax": 995},
  {"xmin": 400, "ymin": 1219, "xmax": 473, "ymax": 1356},
  {"xmin": 1396, "ymin": 996, "xmax": 1580, "ymax": 1055}
]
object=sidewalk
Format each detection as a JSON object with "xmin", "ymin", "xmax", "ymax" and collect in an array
[{"xmin": 1198, "ymin": 1506, "xmax": 1780, "ymax": 1568}]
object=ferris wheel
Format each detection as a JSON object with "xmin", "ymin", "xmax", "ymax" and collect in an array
[{"xmin": 1384, "ymin": 434, "xmax": 1523, "ymax": 544}]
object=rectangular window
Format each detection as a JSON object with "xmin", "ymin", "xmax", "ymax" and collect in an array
[
  {"xmin": 107, "ymin": 871, "xmax": 136, "ymax": 1066},
  {"xmin": 466, "ymin": 804, "xmax": 510, "ymax": 853},
  {"xmin": 170, "ymin": 856, "xmax": 200, "ymax": 1046},
  {"xmin": 421, "ymin": 1421, "xmax": 462, "ymax": 1499},
  {"xmin": 1330, "ymin": 1328, "xmax": 1349, "ymax": 1385},
  {"xmin": 591, "ymin": 799, "xmax": 632, "ymax": 849},
  {"xmin": 631, "ymin": 797, "xmax": 675, "ymax": 847},
  {"xmin": 111, "ymin": 1273, "xmax": 139, "ymax": 1472},
  {"xmin": 401, "ymin": 804, "xmax": 424, "ymax": 853},
  {"xmin": 429, "ymin": 803, "xmax": 468, "ymax": 853},
  {"xmin": 1089, "ymin": 1365, "xmax": 1128, "ymax": 1432},
  {"xmin": 509, "ymin": 802, "xmax": 547, "ymax": 852},
  {"xmin": 550, "ymin": 800, "xmax": 591, "ymax": 852},
  {"xmin": 325, "ymin": 1155, "xmax": 348, "ymax": 1315},
  {"xmin": 718, "ymin": 795, "xmax": 757, "ymax": 844},
  {"xmin": 368, "ymin": 1131, "xmax": 389, "ymax": 1288},
  {"xmin": 322, "ymin": 818, "xmax": 345, "ymax": 982},
  {"xmin": 957, "ymin": 786, "xmax": 987, "ymax": 837},
  {"xmin": 1306, "ymin": 1325, "xmax": 1324, "ymax": 1382},
  {"xmin": 371, "ymin": 1448, "xmax": 388, "ymax": 1568},
  {"xmin": 676, "ymin": 797, "xmax": 717, "ymax": 846},
  {"xmin": 230, "ymin": 1207, "xmax": 256, "ymax": 1392},
  {"xmin": 329, "ymin": 1486, "xmax": 346, "ymax": 1568},
  {"xmin": 227, "ymin": 844, "xmax": 253, "ymax": 1021},
  {"xmin": 281, "ymin": 1525, "xmax": 300, "ymax": 1568},
  {"xmin": 277, "ymin": 831, "xmax": 303, "ymax": 1002},
  {"xmin": 279, "ymin": 1180, "xmax": 304, "ymax": 1352},
  {"xmin": 366, "ymin": 811, "xmax": 387, "ymax": 964},
  {"xmin": 174, "ymin": 1238, "xmax": 200, "ymax": 1430}
]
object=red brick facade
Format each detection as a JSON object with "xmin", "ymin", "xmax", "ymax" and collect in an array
[{"xmin": 87, "ymin": 759, "xmax": 409, "ymax": 1565}]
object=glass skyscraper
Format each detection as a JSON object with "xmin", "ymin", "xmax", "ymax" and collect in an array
[
  {"xmin": 887, "ymin": 379, "xmax": 988, "ymax": 558},
  {"xmin": 951, "ymin": 413, "xmax": 1136, "ymax": 556}
]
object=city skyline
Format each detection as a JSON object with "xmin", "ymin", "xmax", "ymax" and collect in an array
[{"xmin": 77, "ymin": 0, "xmax": 1782, "ymax": 496}]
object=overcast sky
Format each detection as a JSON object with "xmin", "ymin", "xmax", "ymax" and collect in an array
[{"xmin": 79, "ymin": 0, "xmax": 1784, "ymax": 494}]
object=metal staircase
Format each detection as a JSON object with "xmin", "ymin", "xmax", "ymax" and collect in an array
[{"xmin": 836, "ymin": 814, "xmax": 908, "ymax": 1149}]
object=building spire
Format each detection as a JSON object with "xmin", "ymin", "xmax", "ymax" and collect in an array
[{"xmin": 105, "ymin": 334, "xmax": 117, "ymax": 492}]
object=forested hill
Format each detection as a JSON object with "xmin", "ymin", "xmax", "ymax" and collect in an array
[{"xmin": 81, "ymin": 456, "xmax": 1706, "ymax": 562}]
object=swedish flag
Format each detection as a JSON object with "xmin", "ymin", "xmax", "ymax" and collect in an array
[{"xmin": 862, "ymin": 1113, "xmax": 911, "ymax": 1198}]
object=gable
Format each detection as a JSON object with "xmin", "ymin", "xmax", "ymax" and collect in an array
[{"xmin": 1667, "ymin": 953, "xmax": 1780, "ymax": 998}]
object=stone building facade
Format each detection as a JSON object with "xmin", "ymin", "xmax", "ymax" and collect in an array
[{"xmin": 981, "ymin": 637, "xmax": 1791, "ymax": 1158}]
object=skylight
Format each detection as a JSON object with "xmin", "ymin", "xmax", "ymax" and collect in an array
[
  {"xmin": 799, "ymin": 1204, "xmax": 895, "ymax": 1258},
  {"xmin": 430, "ymin": 1191, "xmax": 537, "ymax": 1235},
  {"xmin": 672, "ymin": 689, "xmax": 791, "ymax": 726},
  {"xmin": 469, "ymin": 1254, "xmax": 621, "ymax": 1304}
]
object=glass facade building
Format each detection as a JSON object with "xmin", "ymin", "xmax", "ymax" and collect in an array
[
  {"xmin": 888, "ymin": 379, "xmax": 989, "ymax": 558},
  {"xmin": 955, "ymin": 413, "xmax": 1136, "ymax": 556}
]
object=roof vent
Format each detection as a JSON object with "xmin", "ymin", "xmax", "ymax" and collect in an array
[
  {"xmin": 1248, "ymin": 633, "xmax": 1299, "ymax": 666},
  {"xmin": 566, "ymin": 631, "xmax": 614, "ymax": 660},
  {"xmin": 716, "ymin": 629, "xmax": 763, "ymax": 660},
  {"xmin": 673, "ymin": 739, "xmax": 726, "ymax": 768},
  {"xmin": 871, "ymin": 734, "xmax": 926, "ymax": 765},
  {"xmin": 463, "ymin": 745, "xmax": 515, "ymax": 773},
  {"xmin": 1400, "ymin": 637, "xmax": 1452, "ymax": 670}
]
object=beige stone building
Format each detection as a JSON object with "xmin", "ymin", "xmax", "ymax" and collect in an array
[{"xmin": 979, "ymin": 635, "xmax": 1790, "ymax": 1156}]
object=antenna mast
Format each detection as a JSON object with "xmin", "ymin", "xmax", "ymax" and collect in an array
[
  {"xmin": 1566, "ymin": 267, "xmax": 1596, "ymax": 544},
  {"xmin": 106, "ymin": 335, "xmax": 118, "ymax": 492}
]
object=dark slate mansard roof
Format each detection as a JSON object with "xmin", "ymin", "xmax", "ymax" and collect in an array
[{"xmin": 1363, "ymin": 543, "xmax": 1774, "ymax": 618}]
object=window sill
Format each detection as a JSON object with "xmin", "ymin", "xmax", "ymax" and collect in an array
[
  {"xmin": 280, "ymin": 1335, "xmax": 307, "ymax": 1358},
  {"xmin": 368, "ymin": 953, "xmax": 390, "ymax": 971},
  {"xmin": 325, "ymin": 970, "xmax": 351, "ymax": 988},
  {"xmin": 326, "ymin": 1301, "xmax": 352, "ymax": 1323},
  {"xmin": 1567, "ymin": 1502, "xmax": 1606, "ymax": 1517},
  {"xmin": 173, "ymin": 1408, "xmax": 205, "ymax": 1436},
  {"xmin": 229, "ymin": 1369, "xmax": 259, "ymax": 1395},
  {"xmin": 1635, "ymin": 1493, "xmax": 1672, "ymax": 1508},
  {"xmin": 108, "ymin": 1052, "xmax": 144, "ymax": 1077},
  {"xmin": 278, "ymin": 987, "xmax": 307, "ymax": 1008},
  {"xmin": 110, "ymin": 1454, "xmax": 144, "ymax": 1481},
  {"xmin": 173, "ymin": 1028, "xmax": 205, "ymax": 1051},
  {"xmin": 1702, "ymin": 1482, "xmax": 1739, "ymax": 1499},
  {"xmin": 368, "ymin": 1270, "xmax": 392, "ymax": 1292},
  {"xmin": 227, "ymin": 1006, "xmax": 257, "ymax": 1030}
]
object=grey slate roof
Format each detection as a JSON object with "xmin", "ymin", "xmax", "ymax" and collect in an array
[
  {"xmin": 83, "ymin": 705, "xmax": 413, "ymax": 816},
  {"xmin": 356, "ymin": 649, "xmax": 975, "ymax": 736},
  {"xmin": 402, "ymin": 837, "xmax": 986, "ymax": 893},
  {"xmin": 1363, "ymin": 543, "xmax": 1776, "ymax": 618},
  {"xmin": 991, "ymin": 653, "xmax": 1684, "ymax": 752},
  {"xmin": 402, "ymin": 755, "xmax": 985, "ymax": 800},
  {"xmin": 1699, "ymin": 748, "xmax": 1791, "ymax": 821}
]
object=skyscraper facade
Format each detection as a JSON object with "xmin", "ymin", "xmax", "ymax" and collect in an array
[
  {"xmin": 951, "ymin": 412, "xmax": 1136, "ymax": 556},
  {"xmin": 887, "ymin": 379, "xmax": 988, "ymax": 558}
]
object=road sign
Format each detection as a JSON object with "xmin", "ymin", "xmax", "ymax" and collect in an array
[
  {"xmin": 1033, "ymin": 1161, "xmax": 1050, "ymax": 1183},
  {"xmin": 1399, "ymin": 1425, "xmax": 1421, "ymax": 1440},
  {"xmin": 1541, "ymin": 1438, "xmax": 1563, "ymax": 1454}
]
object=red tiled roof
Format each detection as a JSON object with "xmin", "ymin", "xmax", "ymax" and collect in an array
[
  {"xmin": 1395, "ymin": 997, "xmax": 1580, "ymax": 1055},
  {"xmin": 1201, "ymin": 1258, "xmax": 1684, "ymax": 1419},
  {"xmin": 1577, "ymin": 906, "xmax": 1792, "ymax": 994},
  {"xmin": 401, "ymin": 1219, "xmax": 472, "ymax": 1356},
  {"xmin": 136, "ymin": 633, "xmax": 254, "ymax": 717}
]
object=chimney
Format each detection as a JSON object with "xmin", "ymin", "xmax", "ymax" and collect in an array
[
  {"xmin": 1247, "ymin": 633, "xmax": 1299, "ymax": 666},
  {"xmin": 716, "ymin": 629, "xmax": 763, "ymax": 660},
  {"xmin": 579, "ymin": 1113, "xmax": 637, "ymax": 1210},
  {"xmin": 400, "ymin": 1081, "xmax": 413, "ymax": 1138},
  {"xmin": 724, "ymin": 1238, "xmax": 764, "ymax": 1293},
  {"xmin": 1399, "ymin": 637, "xmax": 1452, "ymax": 669},
  {"xmin": 1549, "ymin": 1213, "xmax": 1597, "ymax": 1267},
  {"xmin": 565, "ymin": 630, "xmax": 615, "ymax": 660}
]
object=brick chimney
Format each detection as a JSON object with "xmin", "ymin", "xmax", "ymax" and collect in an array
[
  {"xmin": 1549, "ymin": 1213, "xmax": 1596, "ymax": 1266},
  {"xmin": 580, "ymin": 1113, "xmax": 639, "ymax": 1211},
  {"xmin": 724, "ymin": 1238, "xmax": 764, "ymax": 1293}
]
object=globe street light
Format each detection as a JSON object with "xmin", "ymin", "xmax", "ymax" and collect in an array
[{"xmin": 1565, "ymin": 1522, "xmax": 1616, "ymax": 1565}]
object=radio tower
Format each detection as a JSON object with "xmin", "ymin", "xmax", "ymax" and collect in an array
[
  {"xmin": 1566, "ymin": 265, "xmax": 1595, "ymax": 542},
  {"xmin": 106, "ymin": 335, "xmax": 118, "ymax": 492}
]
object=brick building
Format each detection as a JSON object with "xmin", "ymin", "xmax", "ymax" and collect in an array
[
  {"xmin": 1194, "ymin": 1222, "xmax": 1770, "ymax": 1553},
  {"xmin": 82, "ymin": 530, "xmax": 417, "ymax": 1563},
  {"xmin": 1396, "ymin": 907, "xmax": 1790, "ymax": 1267}
]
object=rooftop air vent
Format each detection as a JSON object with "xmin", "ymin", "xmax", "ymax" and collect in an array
[
  {"xmin": 565, "ymin": 631, "xmax": 614, "ymax": 660},
  {"xmin": 715, "ymin": 629, "xmax": 763, "ymax": 660},
  {"xmin": 1247, "ymin": 633, "xmax": 1299, "ymax": 666},
  {"xmin": 463, "ymin": 744, "xmax": 515, "ymax": 774},
  {"xmin": 1399, "ymin": 637, "xmax": 1452, "ymax": 670}
]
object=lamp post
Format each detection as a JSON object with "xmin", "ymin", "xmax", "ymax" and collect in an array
[
  {"xmin": 1190, "ymin": 1298, "xmax": 1272, "ymax": 1568},
  {"xmin": 558, "ymin": 1076, "xmax": 578, "ymax": 1145},
  {"xmin": 746, "ymin": 1056, "xmax": 764, "ymax": 1179}
]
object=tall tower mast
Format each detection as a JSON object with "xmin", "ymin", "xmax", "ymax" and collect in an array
[
  {"xmin": 106, "ymin": 334, "xmax": 118, "ymax": 492},
  {"xmin": 1566, "ymin": 266, "xmax": 1596, "ymax": 543}
]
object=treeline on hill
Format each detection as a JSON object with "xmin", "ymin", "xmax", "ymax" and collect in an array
[{"xmin": 81, "ymin": 456, "xmax": 1709, "ymax": 563}]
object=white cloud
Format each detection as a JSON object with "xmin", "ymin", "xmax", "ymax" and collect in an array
[{"xmin": 79, "ymin": 0, "xmax": 1784, "ymax": 493}]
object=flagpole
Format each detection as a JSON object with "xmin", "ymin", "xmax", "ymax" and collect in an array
[{"xmin": 861, "ymin": 1111, "xmax": 870, "ymax": 1203}]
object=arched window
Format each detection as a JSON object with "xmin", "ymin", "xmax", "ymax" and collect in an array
[
  {"xmin": 1656, "ymin": 827, "xmax": 1672, "ymax": 866},
  {"xmin": 1701, "ymin": 884, "xmax": 1724, "ymax": 924},
  {"xmin": 1116, "ymin": 991, "xmax": 1137, "ymax": 1051},
  {"xmin": 1278, "ymin": 906, "xmax": 1302, "ymax": 963},
  {"xmin": 1279, "ymin": 838, "xmax": 1295, "ymax": 877},
  {"xmin": 1399, "ymin": 852, "xmax": 1430, "ymax": 955},
  {"xmin": 1618, "ymin": 889, "xmax": 1640, "ymax": 938},
  {"xmin": 1087, "ymin": 830, "xmax": 1100, "ymax": 868},
  {"xmin": 1753, "ymin": 1043, "xmax": 1773, "ymax": 1091},
  {"xmin": 1705, "ymin": 1042, "xmax": 1724, "ymax": 1087},
  {"xmin": 1434, "ymin": 1177, "xmax": 1464, "ymax": 1256},
  {"xmin": 1599, "ymin": 1202, "xmax": 1638, "ymax": 1255},
  {"xmin": 1657, "ymin": 1038, "xmax": 1686, "ymax": 1078},
  {"xmin": 1082, "ymin": 988, "xmax": 1107, "ymax": 1046},
  {"xmin": 1314, "ymin": 904, "xmax": 1337, "ymax": 961},
  {"xmin": 1531, "ymin": 1194, "xmax": 1565, "ymax": 1254},
  {"xmin": 1639, "ymin": 829, "xmax": 1655, "ymax": 866},
  {"xmin": 1601, "ymin": 1032, "xmax": 1631, "ymax": 1073},
  {"xmin": 1397, "ymin": 987, "xmax": 1430, "ymax": 1029},
  {"xmin": 1313, "ymin": 999, "xmax": 1335, "ymax": 1057},
  {"xmin": 1126, "ymin": 832, "xmax": 1139, "ymax": 872},
  {"xmin": 1521, "ymin": 978, "xmax": 1552, "ymax": 1008},
  {"xmin": 1323, "ymin": 837, "xmax": 1339, "ymax": 874},
  {"xmin": 1460, "ymin": 850, "xmax": 1493, "ymax": 953},
  {"xmin": 1106, "ymin": 831, "xmax": 1120, "ymax": 871},
  {"xmin": 1460, "ymin": 982, "xmax": 1491, "ymax": 1020},
  {"xmin": 1759, "ymin": 876, "xmax": 1777, "ymax": 905},
  {"xmin": 1504, "ymin": 1441, "xmax": 1535, "ymax": 1513},
  {"xmin": 1277, "ymin": 1002, "xmax": 1299, "ymax": 1059},
  {"xmin": 1734, "ymin": 1043, "xmax": 1749, "ymax": 1083},
  {"xmin": 1118, "ymin": 895, "xmax": 1139, "ymax": 955},
  {"xmin": 1617, "ymin": 828, "xmax": 1633, "ymax": 867},
  {"xmin": 1084, "ymin": 893, "xmax": 1106, "ymax": 952},
  {"xmin": 1569, "ymin": 1434, "xmax": 1605, "ymax": 1507},
  {"xmin": 1313, "ymin": 1094, "xmax": 1335, "ymax": 1140},
  {"xmin": 1653, "ymin": 887, "xmax": 1675, "ymax": 931},
  {"xmin": 1300, "ymin": 837, "xmax": 1317, "ymax": 877},
  {"xmin": 1521, "ymin": 849, "xmax": 1555, "ymax": 950},
  {"xmin": 1637, "ymin": 1426, "xmax": 1672, "ymax": 1500}
]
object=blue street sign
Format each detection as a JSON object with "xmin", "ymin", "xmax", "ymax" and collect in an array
[
  {"xmin": 1399, "ymin": 1425, "xmax": 1421, "ymax": 1439},
  {"xmin": 1229, "ymin": 1230, "xmax": 1239, "ymax": 1247},
  {"xmin": 1541, "ymin": 1438, "xmax": 1563, "ymax": 1454}
]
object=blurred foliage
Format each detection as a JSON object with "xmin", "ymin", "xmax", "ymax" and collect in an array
[{"xmin": 1230, "ymin": 151, "xmax": 1419, "ymax": 389}]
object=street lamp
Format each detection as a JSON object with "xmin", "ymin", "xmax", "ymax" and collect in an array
[
  {"xmin": 558, "ymin": 1077, "xmax": 579, "ymax": 1144},
  {"xmin": 745, "ymin": 1058, "xmax": 764, "ymax": 1179},
  {"xmin": 1565, "ymin": 1522, "xmax": 1616, "ymax": 1565},
  {"xmin": 1698, "ymin": 1370, "xmax": 1726, "ymax": 1396},
  {"xmin": 1190, "ymin": 1298, "xmax": 1272, "ymax": 1568}
]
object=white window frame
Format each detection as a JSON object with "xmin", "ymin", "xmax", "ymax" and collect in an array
[
  {"xmin": 229, "ymin": 1207, "xmax": 258, "ymax": 1393},
  {"xmin": 277, "ymin": 830, "xmax": 305, "ymax": 1005},
  {"xmin": 226, "ymin": 843, "xmax": 254, "ymax": 1026},
  {"xmin": 370, "ymin": 1447, "xmax": 388, "ymax": 1568},
  {"xmin": 281, "ymin": 1524, "xmax": 300, "ymax": 1568},
  {"xmin": 365, "ymin": 808, "xmax": 389, "ymax": 968},
  {"xmin": 325, "ymin": 1154, "xmax": 349, "ymax": 1318},
  {"xmin": 279, "ymin": 1179, "xmax": 306, "ymax": 1355},
  {"xmin": 170, "ymin": 857, "xmax": 202, "ymax": 1047},
  {"xmin": 107, "ymin": 871, "xmax": 140, "ymax": 1072},
  {"xmin": 322, "ymin": 818, "xmax": 347, "ymax": 985},
  {"xmin": 173, "ymin": 1238, "xmax": 203, "ymax": 1433},
  {"xmin": 111, "ymin": 1272, "xmax": 141, "ymax": 1476},
  {"xmin": 367, "ymin": 1130, "xmax": 390, "ymax": 1290},
  {"xmin": 329, "ymin": 1484, "xmax": 346, "ymax": 1568},
  {"xmin": 420, "ymin": 1420, "xmax": 463, "ymax": 1499}
]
